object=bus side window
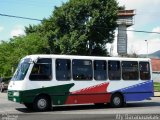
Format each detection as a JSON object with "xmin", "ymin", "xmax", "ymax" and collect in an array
[
  {"xmin": 94, "ymin": 60, "xmax": 107, "ymax": 80},
  {"xmin": 108, "ymin": 61, "xmax": 121, "ymax": 80},
  {"xmin": 56, "ymin": 59, "xmax": 71, "ymax": 81},
  {"xmin": 72, "ymin": 59, "xmax": 93, "ymax": 80},
  {"xmin": 122, "ymin": 61, "xmax": 139, "ymax": 80},
  {"xmin": 29, "ymin": 58, "xmax": 52, "ymax": 81},
  {"xmin": 139, "ymin": 62, "xmax": 150, "ymax": 80}
]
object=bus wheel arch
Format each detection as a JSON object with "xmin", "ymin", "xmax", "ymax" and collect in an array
[
  {"xmin": 24, "ymin": 103, "xmax": 33, "ymax": 110},
  {"xmin": 110, "ymin": 92, "xmax": 125, "ymax": 108},
  {"xmin": 33, "ymin": 93, "xmax": 52, "ymax": 112}
]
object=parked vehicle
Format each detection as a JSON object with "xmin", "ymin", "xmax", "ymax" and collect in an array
[{"xmin": 0, "ymin": 78, "xmax": 10, "ymax": 92}]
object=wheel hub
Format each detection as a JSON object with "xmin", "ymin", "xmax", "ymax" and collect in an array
[
  {"xmin": 113, "ymin": 97, "xmax": 121, "ymax": 106},
  {"xmin": 37, "ymin": 99, "xmax": 47, "ymax": 109}
]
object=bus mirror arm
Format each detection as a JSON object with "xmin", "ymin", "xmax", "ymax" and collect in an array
[
  {"xmin": 28, "ymin": 60, "xmax": 35, "ymax": 64},
  {"xmin": 30, "ymin": 57, "xmax": 40, "ymax": 64},
  {"xmin": 35, "ymin": 57, "xmax": 40, "ymax": 64}
]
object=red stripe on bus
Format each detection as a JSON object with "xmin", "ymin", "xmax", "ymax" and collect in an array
[{"xmin": 65, "ymin": 82, "xmax": 111, "ymax": 104}]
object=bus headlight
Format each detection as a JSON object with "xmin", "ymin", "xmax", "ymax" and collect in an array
[{"xmin": 13, "ymin": 92, "xmax": 19, "ymax": 97}]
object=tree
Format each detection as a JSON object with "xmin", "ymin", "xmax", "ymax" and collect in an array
[
  {"xmin": 0, "ymin": 34, "xmax": 48, "ymax": 77},
  {"xmin": 26, "ymin": 0, "xmax": 119, "ymax": 56}
]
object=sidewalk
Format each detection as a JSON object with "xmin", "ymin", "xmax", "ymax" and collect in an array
[{"xmin": 154, "ymin": 91, "xmax": 160, "ymax": 97}]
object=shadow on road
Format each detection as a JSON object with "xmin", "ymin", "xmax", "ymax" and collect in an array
[
  {"xmin": 15, "ymin": 101, "xmax": 160, "ymax": 113},
  {"xmin": 127, "ymin": 101, "xmax": 160, "ymax": 108},
  {"xmin": 16, "ymin": 104, "xmax": 110, "ymax": 113}
]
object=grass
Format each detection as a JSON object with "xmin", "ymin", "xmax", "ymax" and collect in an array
[{"xmin": 154, "ymin": 82, "xmax": 160, "ymax": 91}]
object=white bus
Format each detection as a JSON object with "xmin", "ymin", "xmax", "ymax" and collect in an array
[{"xmin": 8, "ymin": 55, "xmax": 154, "ymax": 111}]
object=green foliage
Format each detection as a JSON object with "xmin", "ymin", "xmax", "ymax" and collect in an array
[
  {"xmin": 154, "ymin": 82, "xmax": 160, "ymax": 91},
  {"xmin": 27, "ymin": 0, "xmax": 119, "ymax": 56},
  {"xmin": 0, "ymin": 0, "xmax": 119, "ymax": 77},
  {"xmin": 0, "ymin": 34, "xmax": 48, "ymax": 77},
  {"xmin": 1, "ymin": 77, "xmax": 11, "ymax": 83}
]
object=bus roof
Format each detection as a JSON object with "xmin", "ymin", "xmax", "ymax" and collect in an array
[{"xmin": 23, "ymin": 54, "xmax": 150, "ymax": 62}]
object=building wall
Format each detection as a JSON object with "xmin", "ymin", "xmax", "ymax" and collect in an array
[
  {"xmin": 151, "ymin": 58, "xmax": 160, "ymax": 72},
  {"xmin": 151, "ymin": 58, "xmax": 160, "ymax": 82}
]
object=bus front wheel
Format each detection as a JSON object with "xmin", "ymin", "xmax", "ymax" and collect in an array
[
  {"xmin": 33, "ymin": 95, "xmax": 51, "ymax": 112},
  {"xmin": 110, "ymin": 93, "xmax": 124, "ymax": 108}
]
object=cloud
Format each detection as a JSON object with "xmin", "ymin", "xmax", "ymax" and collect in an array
[
  {"xmin": 148, "ymin": 38, "xmax": 160, "ymax": 53},
  {"xmin": 126, "ymin": 32, "xmax": 160, "ymax": 55},
  {"xmin": 118, "ymin": 0, "xmax": 160, "ymax": 9},
  {"xmin": 152, "ymin": 27, "xmax": 160, "ymax": 33},
  {"xmin": 0, "ymin": 26, "xmax": 4, "ymax": 32},
  {"xmin": 126, "ymin": 31, "xmax": 160, "ymax": 55},
  {"xmin": 150, "ymin": 26, "xmax": 160, "ymax": 38},
  {"xmin": 10, "ymin": 25, "xmax": 25, "ymax": 37}
]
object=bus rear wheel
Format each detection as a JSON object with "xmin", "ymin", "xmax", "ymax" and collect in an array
[
  {"xmin": 33, "ymin": 95, "xmax": 51, "ymax": 112},
  {"xmin": 110, "ymin": 93, "xmax": 124, "ymax": 108}
]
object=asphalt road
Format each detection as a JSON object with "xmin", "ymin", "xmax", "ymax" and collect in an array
[{"xmin": 1, "ymin": 93, "xmax": 160, "ymax": 120}]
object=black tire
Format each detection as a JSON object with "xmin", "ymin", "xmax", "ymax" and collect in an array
[
  {"xmin": 94, "ymin": 103, "xmax": 104, "ymax": 106},
  {"xmin": 33, "ymin": 95, "xmax": 51, "ymax": 112},
  {"xmin": 24, "ymin": 103, "xmax": 33, "ymax": 110},
  {"xmin": 110, "ymin": 93, "xmax": 124, "ymax": 108}
]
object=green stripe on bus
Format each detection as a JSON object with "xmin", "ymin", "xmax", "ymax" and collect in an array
[{"xmin": 8, "ymin": 83, "xmax": 74, "ymax": 105}]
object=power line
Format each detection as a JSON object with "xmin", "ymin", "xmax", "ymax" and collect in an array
[
  {"xmin": 114, "ymin": 29, "xmax": 160, "ymax": 34},
  {"xmin": 125, "ymin": 29, "xmax": 160, "ymax": 34},
  {"xmin": 94, "ymin": 26, "xmax": 160, "ymax": 34},
  {"xmin": 1, "ymin": 13, "xmax": 160, "ymax": 35},
  {"xmin": 0, "ymin": 13, "xmax": 42, "ymax": 22}
]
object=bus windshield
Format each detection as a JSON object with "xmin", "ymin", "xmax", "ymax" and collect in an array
[{"xmin": 11, "ymin": 58, "xmax": 31, "ymax": 81}]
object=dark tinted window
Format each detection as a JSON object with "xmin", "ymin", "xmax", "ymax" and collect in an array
[
  {"xmin": 139, "ymin": 62, "xmax": 150, "ymax": 80},
  {"xmin": 108, "ymin": 61, "xmax": 121, "ymax": 80},
  {"xmin": 56, "ymin": 59, "xmax": 71, "ymax": 81},
  {"xmin": 29, "ymin": 58, "xmax": 52, "ymax": 81},
  {"xmin": 94, "ymin": 60, "xmax": 107, "ymax": 80},
  {"xmin": 122, "ymin": 61, "xmax": 138, "ymax": 80},
  {"xmin": 72, "ymin": 59, "xmax": 92, "ymax": 80}
]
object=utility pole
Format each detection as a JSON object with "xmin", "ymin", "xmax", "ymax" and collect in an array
[{"xmin": 145, "ymin": 40, "xmax": 148, "ymax": 58}]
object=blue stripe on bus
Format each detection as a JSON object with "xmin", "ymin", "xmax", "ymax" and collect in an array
[{"xmin": 114, "ymin": 80, "xmax": 154, "ymax": 101}]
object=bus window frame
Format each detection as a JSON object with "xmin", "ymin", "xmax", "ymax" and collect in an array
[
  {"xmin": 108, "ymin": 60, "xmax": 121, "ymax": 81},
  {"xmin": 139, "ymin": 61, "xmax": 151, "ymax": 80},
  {"xmin": 94, "ymin": 60, "xmax": 107, "ymax": 81},
  {"xmin": 122, "ymin": 61, "xmax": 139, "ymax": 81},
  {"xmin": 55, "ymin": 58, "xmax": 71, "ymax": 81},
  {"xmin": 72, "ymin": 59, "xmax": 93, "ymax": 81},
  {"xmin": 29, "ymin": 58, "xmax": 52, "ymax": 81}
]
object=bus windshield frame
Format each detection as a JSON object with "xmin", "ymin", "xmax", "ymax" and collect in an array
[{"xmin": 11, "ymin": 58, "xmax": 31, "ymax": 81}]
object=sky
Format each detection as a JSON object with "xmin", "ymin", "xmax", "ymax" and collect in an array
[
  {"xmin": 0, "ymin": 0, "xmax": 160, "ymax": 56},
  {"xmin": 0, "ymin": 0, "xmax": 68, "ymax": 40}
]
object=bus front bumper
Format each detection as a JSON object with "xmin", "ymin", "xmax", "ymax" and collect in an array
[{"xmin": 8, "ymin": 90, "xmax": 22, "ymax": 103}]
